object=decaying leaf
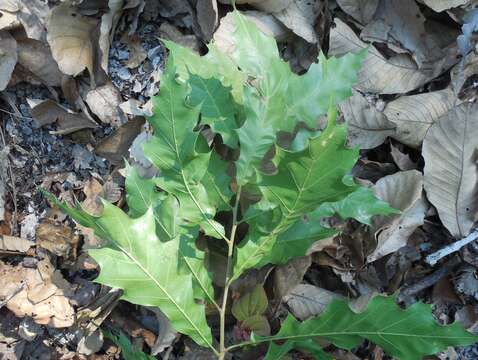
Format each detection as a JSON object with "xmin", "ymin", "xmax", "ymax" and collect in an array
[
  {"xmin": 0, "ymin": 30, "xmax": 17, "ymax": 90},
  {"xmin": 0, "ymin": 259, "xmax": 75, "ymax": 327},
  {"xmin": 390, "ymin": 144, "xmax": 417, "ymax": 171},
  {"xmin": 16, "ymin": 38, "xmax": 62, "ymax": 86},
  {"xmin": 46, "ymin": 3, "xmax": 97, "ymax": 83},
  {"xmin": 339, "ymin": 89, "xmax": 396, "ymax": 149},
  {"xmin": 283, "ymin": 284, "xmax": 340, "ymax": 320},
  {"xmin": 336, "ymin": 0, "xmax": 379, "ymax": 24},
  {"xmin": 273, "ymin": 256, "xmax": 312, "ymax": 300},
  {"xmin": 0, "ymin": 235, "xmax": 34, "ymax": 253},
  {"xmin": 423, "ymin": 0, "xmax": 469, "ymax": 12},
  {"xmin": 28, "ymin": 99, "xmax": 98, "ymax": 134},
  {"xmin": 0, "ymin": 0, "xmax": 49, "ymax": 41},
  {"xmin": 329, "ymin": 18, "xmax": 432, "ymax": 94},
  {"xmin": 384, "ymin": 88, "xmax": 456, "ymax": 147},
  {"xmin": 84, "ymin": 82, "xmax": 124, "ymax": 126},
  {"xmin": 368, "ymin": 170, "xmax": 426, "ymax": 262},
  {"xmin": 273, "ymin": 0, "xmax": 320, "ymax": 44},
  {"xmin": 423, "ymin": 102, "xmax": 478, "ymax": 238},
  {"xmin": 0, "ymin": 146, "xmax": 7, "ymax": 222},
  {"xmin": 36, "ymin": 219, "xmax": 79, "ymax": 257},
  {"xmin": 99, "ymin": 0, "xmax": 124, "ymax": 72},
  {"xmin": 196, "ymin": 0, "xmax": 218, "ymax": 41},
  {"xmin": 95, "ymin": 117, "xmax": 145, "ymax": 164},
  {"xmin": 0, "ymin": 9, "xmax": 19, "ymax": 30},
  {"xmin": 362, "ymin": 0, "xmax": 443, "ymax": 68}
]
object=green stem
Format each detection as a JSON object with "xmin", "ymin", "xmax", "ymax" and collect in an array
[{"xmin": 218, "ymin": 186, "xmax": 242, "ymax": 359}]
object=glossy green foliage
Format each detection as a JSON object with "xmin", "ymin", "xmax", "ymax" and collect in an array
[
  {"xmin": 45, "ymin": 192, "xmax": 215, "ymax": 351},
  {"xmin": 45, "ymin": 9, "xmax": 447, "ymax": 359},
  {"xmin": 256, "ymin": 296, "xmax": 478, "ymax": 360}
]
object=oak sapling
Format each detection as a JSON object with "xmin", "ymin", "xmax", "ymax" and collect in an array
[{"xmin": 45, "ymin": 10, "xmax": 478, "ymax": 360}]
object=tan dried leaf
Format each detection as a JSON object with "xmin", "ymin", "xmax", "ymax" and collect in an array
[
  {"xmin": 423, "ymin": 0, "xmax": 469, "ymax": 12},
  {"xmin": 0, "ymin": 259, "xmax": 75, "ymax": 327},
  {"xmin": 283, "ymin": 284, "xmax": 340, "ymax": 320},
  {"xmin": 0, "ymin": 0, "xmax": 49, "ymax": 41},
  {"xmin": 423, "ymin": 102, "xmax": 478, "ymax": 238},
  {"xmin": 0, "ymin": 9, "xmax": 20, "ymax": 30},
  {"xmin": 0, "ymin": 235, "xmax": 34, "ymax": 253},
  {"xmin": 46, "ymin": 3, "xmax": 97, "ymax": 82},
  {"xmin": 384, "ymin": 88, "xmax": 456, "ymax": 148},
  {"xmin": 368, "ymin": 170, "xmax": 426, "ymax": 262},
  {"xmin": 36, "ymin": 219, "xmax": 78, "ymax": 257},
  {"xmin": 336, "ymin": 0, "xmax": 379, "ymax": 24},
  {"xmin": 16, "ymin": 38, "xmax": 62, "ymax": 86},
  {"xmin": 99, "ymin": 0, "xmax": 124, "ymax": 72},
  {"xmin": 28, "ymin": 99, "xmax": 98, "ymax": 135},
  {"xmin": 329, "ymin": 18, "xmax": 432, "ymax": 94},
  {"xmin": 84, "ymin": 82, "xmax": 123, "ymax": 126},
  {"xmin": 273, "ymin": 0, "xmax": 319, "ymax": 44},
  {"xmin": 0, "ymin": 30, "xmax": 17, "ymax": 90},
  {"xmin": 339, "ymin": 89, "xmax": 396, "ymax": 149},
  {"xmin": 196, "ymin": 0, "xmax": 218, "ymax": 41}
]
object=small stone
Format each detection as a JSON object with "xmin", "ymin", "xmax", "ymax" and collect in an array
[
  {"xmin": 19, "ymin": 318, "xmax": 43, "ymax": 341},
  {"xmin": 117, "ymin": 67, "xmax": 131, "ymax": 80}
]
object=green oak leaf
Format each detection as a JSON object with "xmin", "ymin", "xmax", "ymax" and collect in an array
[
  {"xmin": 233, "ymin": 109, "xmax": 358, "ymax": 276},
  {"xmin": 253, "ymin": 296, "xmax": 478, "ymax": 360},
  {"xmin": 263, "ymin": 339, "xmax": 331, "ymax": 360},
  {"xmin": 43, "ymin": 192, "xmax": 214, "ymax": 350},
  {"xmin": 187, "ymin": 73, "xmax": 241, "ymax": 148},
  {"xmin": 142, "ymin": 57, "xmax": 232, "ymax": 239}
]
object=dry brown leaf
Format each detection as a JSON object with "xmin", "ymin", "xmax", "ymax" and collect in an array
[
  {"xmin": 36, "ymin": 219, "xmax": 79, "ymax": 257},
  {"xmin": 81, "ymin": 178, "xmax": 122, "ymax": 216},
  {"xmin": 273, "ymin": 0, "xmax": 319, "ymax": 44},
  {"xmin": 0, "ymin": 235, "xmax": 34, "ymax": 253},
  {"xmin": 368, "ymin": 170, "xmax": 426, "ymax": 262},
  {"xmin": 99, "ymin": 0, "xmax": 124, "ymax": 72},
  {"xmin": 158, "ymin": 22, "xmax": 200, "ymax": 52},
  {"xmin": 273, "ymin": 256, "xmax": 311, "ymax": 300},
  {"xmin": 95, "ymin": 117, "xmax": 145, "ymax": 164},
  {"xmin": 362, "ymin": 0, "xmax": 443, "ymax": 68},
  {"xmin": 336, "ymin": 0, "xmax": 379, "ymax": 24},
  {"xmin": 0, "ymin": 0, "xmax": 49, "ymax": 41},
  {"xmin": 119, "ymin": 98, "xmax": 153, "ymax": 116},
  {"xmin": 384, "ymin": 88, "xmax": 456, "ymax": 148},
  {"xmin": 390, "ymin": 144, "xmax": 417, "ymax": 171},
  {"xmin": 423, "ymin": 102, "xmax": 478, "ymax": 238},
  {"xmin": 196, "ymin": 0, "xmax": 218, "ymax": 41},
  {"xmin": 339, "ymin": 89, "xmax": 396, "ymax": 149},
  {"xmin": 123, "ymin": 35, "xmax": 147, "ymax": 69},
  {"xmin": 283, "ymin": 284, "xmax": 340, "ymax": 320},
  {"xmin": 0, "ymin": 9, "xmax": 20, "ymax": 30},
  {"xmin": 329, "ymin": 18, "xmax": 432, "ymax": 94},
  {"xmin": 218, "ymin": 0, "xmax": 293, "ymax": 12},
  {"xmin": 46, "ymin": 3, "xmax": 97, "ymax": 83},
  {"xmin": 423, "ymin": 0, "xmax": 469, "ymax": 12},
  {"xmin": 0, "ymin": 30, "xmax": 17, "ymax": 90},
  {"xmin": 451, "ymin": 52, "xmax": 478, "ymax": 101},
  {"xmin": 84, "ymin": 82, "xmax": 124, "ymax": 126},
  {"xmin": 28, "ymin": 99, "xmax": 98, "ymax": 135},
  {"xmin": 0, "ymin": 259, "xmax": 75, "ymax": 327},
  {"xmin": 0, "ymin": 146, "xmax": 8, "ymax": 222},
  {"xmin": 16, "ymin": 38, "xmax": 62, "ymax": 86}
]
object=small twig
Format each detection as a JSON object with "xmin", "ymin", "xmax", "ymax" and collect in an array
[
  {"xmin": 426, "ymin": 229, "xmax": 478, "ymax": 266},
  {"xmin": 398, "ymin": 257, "xmax": 460, "ymax": 303}
]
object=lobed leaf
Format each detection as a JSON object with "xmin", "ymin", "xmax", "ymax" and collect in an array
[{"xmin": 254, "ymin": 296, "xmax": 478, "ymax": 360}]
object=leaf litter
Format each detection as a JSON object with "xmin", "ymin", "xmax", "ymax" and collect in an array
[{"xmin": 0, "ymin": 0, "xmax": 478, "ymax": 358}]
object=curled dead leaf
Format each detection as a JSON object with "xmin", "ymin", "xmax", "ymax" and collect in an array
[
  {"xmin": 384, "ymin": 88, "xmax": 456, "ymax": 148},
  {"xmin": 0, "ymin": 259, "xmax": 75, "ymax": 327},
  {"xmin": 16, "ymin": 38, "xmax": 62, "ymax": 86},
  {"xmin": 423, "ymin": 102, "xmax": 478, "ymax": 238},
  {"xmin": 46, "ymin": 3, "xmax": 97, "ymax": 83},
  {"xmin": 368, "ymin": 170, "xmax": 427, "ymax": 262},
  {"xmin": 0, "ymin": 30, "xmax": 17, "ymax": 90},
  {"xmin": 84, "ymin": 82, "xmax": 124, "ymax": 126}
]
